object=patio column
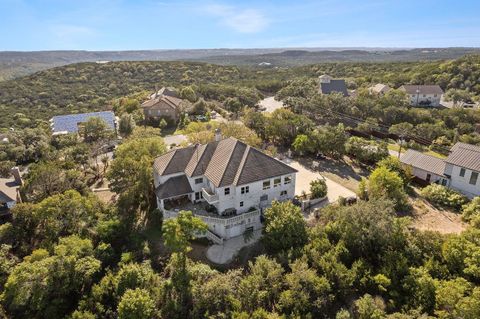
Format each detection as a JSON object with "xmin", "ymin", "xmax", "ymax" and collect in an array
[{"xmin": 159, "ymin": 199, "xmax": 165, "ymax": 210}]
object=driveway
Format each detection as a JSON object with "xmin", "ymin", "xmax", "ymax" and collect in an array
[
  {"xmin": 286, "ymin": 159, "xmax": 356, "ymax": 205},
  {"xmin": 206, "ymin": 229, "xmax": 262, "ymax": 264}
]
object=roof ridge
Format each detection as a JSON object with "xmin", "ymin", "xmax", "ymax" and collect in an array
[
  {"xmin": 233, "ymin": 145, "xmax": 251, "ymax": 185},
  {"xmin": 217, "ymin": 139, "xmax": 239, "ymax": 187}
]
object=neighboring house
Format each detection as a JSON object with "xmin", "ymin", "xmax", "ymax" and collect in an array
[
  {"xmin": 444, "ymin": 143, "xmax": 480, "ymax": 198},
  {"xmin": 149, "ymin": 86, "xmax": 179, "ymax": 99},
  {"xmin": 153, "ymin": 131, "xmax": 297, "ymax": 242},
  {"xmin": 369, "ymin": 83, "xmax": 391, "ymax": 95},
  {"xmin": 0, "ymin": 167, "xmax": 23, "ymax": 216},
  {"xmin": 400, "ymin": 142, "xmax": 480, "ymax": 198},
  {"xmin": 399, "ymin": 85, "xmax": 444, "ymax": 107},
  {"xmin": 50, "ymin": 111, "xmax": 116, "ymax": 135},
  {"xmin": 318, "ymin": 74, "xmax": 349, "ymax": 97},
  {"xmin": 141, "ymin": 92, "xmax": 184, "ymax": 123},
  {"xmin": 400, "ymin": 150, "xmax": 448, "ymax": 185}
]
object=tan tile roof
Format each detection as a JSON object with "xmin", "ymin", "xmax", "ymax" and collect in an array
[
  {"xmin": 400, "ymin": 150, "xmax": 446, "ymax": 176},
  {"xmin": 446, "ymin": 142, "xmax": 480, "ymax": 172},
  {"xmin": 141, "ymin": 94, "xmax": 183, "ymax": 110},
  {"xmin": 0, "ymin": 178, "xmax": 20, "ymax": 203},
  {"xmin": 154, "ymin": 137, "xmax": 297, "ymax": 187}
]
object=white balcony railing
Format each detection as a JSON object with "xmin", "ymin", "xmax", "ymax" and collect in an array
[{"xmin": 202, "ymin": 188, "xmax": 219, "ymax": 204}]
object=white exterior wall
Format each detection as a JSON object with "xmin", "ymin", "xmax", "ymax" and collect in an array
[
  {"xmin": 409, "ymin": 93, "xmax": 442, "ymax": 107},
  {"xmin": 410, "ymin": 167, "xmax": 443, "ymax": 183},
  {"xmin": 214, "ymin": 173, "xmax": 296, "ymax": 214},
  {"xmin": 445, "ymin": 163, "xmax": 480, "ymax": 198}
]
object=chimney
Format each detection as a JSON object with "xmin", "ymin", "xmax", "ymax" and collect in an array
[
  {"xmin": 154, "ymin": 84, "xmax": 159, "ymax": 98},
  {"xmin": 214, "ymin": 128, "xmax": 222, "ymax": 142},
  {"xmin": 11, "ymin": 167, "xmax": 23, "ymax": 186}
]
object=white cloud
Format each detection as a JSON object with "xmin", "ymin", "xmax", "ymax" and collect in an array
[{"xmin": 205, "ymin": 4, "xmax": 269, "ymax": 33}]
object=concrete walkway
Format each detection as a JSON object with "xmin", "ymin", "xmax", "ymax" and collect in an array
[{"xmin": 206, "ymin": 229, "xmax": 262, "ymax": 264}]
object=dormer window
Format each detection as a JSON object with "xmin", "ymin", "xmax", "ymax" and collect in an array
[{"xmin": 224, "ymin": 188, "xmax": 230, "ymax": 195}]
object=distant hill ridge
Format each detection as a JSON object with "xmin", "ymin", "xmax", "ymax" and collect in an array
[{"xmin": 1, "ymin": 47, "xmax": 479, "ymax": 81}]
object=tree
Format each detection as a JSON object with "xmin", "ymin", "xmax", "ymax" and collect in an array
[
  {"xmin": 310, "ymin": 178, "xmax": 328, "ymax": 199},
  {"xmin": 462, "ymin": 197, "xmax": 480, "ymax": 224},
  {"xmin": 366, "ymin": 166, "xmax": 409, "ymax": 211},
  {"xmin": 238, "ymin": 256, "xmax": 284, "ymax": 314},
  {"xmin": 263, "ymin": 201, "xmax": 308, "ymax": 253},
  {"xmin": 118, "ymin": 113, "xmax": 136, "ymax": 137},
  {"xmin": 377, "ymin": 156, "xmax": 411, "ymax": 187},
  {"xmin": 345, "ymin": 137, "xmax": 389, "ymax": 165},
  {"xmin": 292, "ymin": 134, "xmax": 314, "ymax": 155},
  {"xmin": 354, "ymin": 294, "xmax": 386, "ymax": 319},
  {"xmin": 162, "ymin": 211, "xmax": 207, "ymax": 254},
  {"xmin": 180, "ymin": 86, "xmax": 197, "ymax": 102},
  {"xmin": 118, "ymin": 288, "xmax": 157, "ymax": 319},
  {"xmin": 445, "ymin": 89, "xmax": 472, "ymax": 106},
  {"xmin": 107, "ymin": 136, "xmax": 166, "ymax": 223},
  {"xmin": 82, "ymin": 117, "xmax": 113, "ymax": 143},
  {"xmin": 2, "ymin": 236, "xmax": 101, "ymax": 319},
  {"xmin": 191, "ymin": 98, "xmax": 208, "ymax": 115}
]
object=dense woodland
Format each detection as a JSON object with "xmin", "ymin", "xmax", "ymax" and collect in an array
[{"xmin": 0, "ymin": 55, "xmax": 480, "ymax": 318}]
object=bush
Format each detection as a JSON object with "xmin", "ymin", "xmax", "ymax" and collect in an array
[
  {"xmin": 310, "ymin": 178, "xmax": 328, "ymax": 199},
  {"xmin": 462, "ymin": 197, "xmax": 480, "ymax": 223},
  {"xmin": 420, "ymin": 184, "xmax": 469, "ymax": 211}
]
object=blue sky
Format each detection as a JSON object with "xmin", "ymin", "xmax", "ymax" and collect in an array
[{"xmin": 1, "ymin": 0, "xmax": 479, "ymax": 50}]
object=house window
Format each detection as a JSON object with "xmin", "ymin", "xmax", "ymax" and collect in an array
[
  {"xmin": 240, "ymin": 201, "xmax": 244, "ymax": 207},
  {"xmin": 224, "ymin": 188, "xmax": 230, "ymax": 195},
  {"xmin": 441, "ymin": 179, "xmax": 447, "ymax": 186},
  {"xmin": 260, "ymin": 194, "xmax": 268, "ymax": 201},
  {"xmin": 426, "ymin": 174, "xmax": 431, "ymax": 182},
  {"xmin": 195, "ymin": 192, "xmax": 202, "ymax": 200},
  {"xmin": 262, "ymin": 180, "xmax": 271, "ymax": 190},
  {"xmin": 241, "ymin": 186, "xmax": 250, "ymax": 194},
  {"xmin": 470, "ymin": 172, "xmax": 478, "ymax": 185},
  {"xmin": 195, "ymin": 177, "xmax": 203, "ymax": 184},
  {"xmin": 284, "ymin": 176, "xmax": 292, "ymax": 184},
  {"xmin": 274, "ymin": 178, "xmax": 281, "ymax": 187},
  {"xmin": 280, "ymin": 190, "xmax": 287, "ymax": 196},
  {"xmin": 460, "ymin": 168, "xmax": 466, "ymax": 177}
]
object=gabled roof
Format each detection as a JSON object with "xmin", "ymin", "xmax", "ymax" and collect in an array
[
  {"xmin": 51, "ymin": 111, "xmax": 116, "ymax": 133},
  {"xmin": 155, "ymin": 175, "xmax": 193, "ymax": 200},
  {"xmin": 400, "ymin": 150, "xmax": 446, "ymax": 176},
  {"xmin": 150, "ymin": 87, "xmax": 178, "ymax": 99},
  {"xmin": 141, "ymin": 95, "xmax": 183, "ymax": 110},
  {"xmin": 370, "ymin": 83, "xmax": 390, "ymax": 94},
  {"xmin": 154, "ymin": 137, "xmax": 297, "ymax": 187},
  {"xmin": 445, "ymin": 142, "xmax": 480, "ymax": 172},
  {"xmin": 400, "ymin": 85, "xmax": 444, "ymax": 95},
  {"xmin": 319, "ymin": 79, "xmax": 348, "ymax": 96},
  {"xmin": 0, "ymin": 178, "xmax": 20, "ymax": 203}
]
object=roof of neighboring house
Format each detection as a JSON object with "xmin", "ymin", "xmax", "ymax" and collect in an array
[
  {"xmin": 150, "ymin": 87, "xmax": 178, "ymax": 99},
  {"xmin": 51, "ymin": 111, "xmax": 116, "ymax": 133},
  {"xmin": 400, "ymin": 85, "xmax": 444, "ymax": 95},
  {"xmin": 445, "ymin": 142, "xmax": 480, "ymax": 172},
  {"xmin": 400, "ymin": 149, "xmax": 446, "ymax": 176},
  {"xmin": 155, "ymin": 175, "xmax": 193, "ymax": 200},
  {"xmin": 0, "ymin": 178, "xmax": 20, "ymax": 203},
  {"xmin": 370, "ymin": 83, "xmax": 391, "ymax": 94},
  {"xmin": 154, "ymin": 137, "xmax": 297, "ymax": 187},
  {"xmin": 319, "ymin": 79, "xmax": 349, "ymax": 96},
  {"xmin": 141, "ymin": 95, "xmax": 184, "ymax": 110}
]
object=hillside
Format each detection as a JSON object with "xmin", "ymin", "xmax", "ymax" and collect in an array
[
  {"xmin": 1, "ymin": 47, "xmax": 480, "ymax": 81},
  {"xmin": 0, "ymin": 55, "xmax": 479, "ymax": 128}
]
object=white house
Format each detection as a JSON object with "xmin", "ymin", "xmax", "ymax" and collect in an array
[
  {"xmin": 318, "ymin": 74, "xmax": 349, "ymax": 97},
  {"xmin": 399, "ymin": 85, "xmax": 444, "ymax": 107},
  {"xmin": 400, "ymin": 142, "xmax": 480, "ymax": 198},
  {"xmin": 153, "ymin": 132, "xmax": 297, "ymax": 242}
]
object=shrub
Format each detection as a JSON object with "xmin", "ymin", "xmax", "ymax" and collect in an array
[
  {"xmin": 420, "ymin": 184, "xmax": 469, "ymax": 211},
  {"xmin": 462, "ymin": 197, "xmax": 480, "ymax": 223},
  {"xmin": 310, "ymin": 178, "xmax": 328, "ymax": 199}
]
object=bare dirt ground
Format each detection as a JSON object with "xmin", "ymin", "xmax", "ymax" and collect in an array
[
  {"xmin": 409, "ymin": 198, "xmax": 467, "ymax": 234},
  {"xmin": 295, "ymin": 156, "xmax": 369, "ymax": 192}
]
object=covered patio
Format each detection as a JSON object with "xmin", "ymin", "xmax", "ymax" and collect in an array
[{"xmin": 155, "ymin": 175, "xmax": 194, "ymax": 210}]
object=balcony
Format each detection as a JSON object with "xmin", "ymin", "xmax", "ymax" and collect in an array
[{"xmin": 202, "ymin": 188, "xmax": 219, "ymax": 204}]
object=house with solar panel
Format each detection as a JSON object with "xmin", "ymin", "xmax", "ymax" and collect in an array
[
  {"xmin": 50, "ymin": 111, "xmax": 117, "ymax": 136},
  {"xmin": 153, "ymin": 130, "xmax": 297, "ymax": 243},
  {"xmin": 400, "ymin": 142, "xmax": 480, "ymax": 198}
]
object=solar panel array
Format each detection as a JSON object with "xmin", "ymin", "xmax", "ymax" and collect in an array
[{"xmin": 51, "ymin": 111, "xmax": 116, "ymax": 133}]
